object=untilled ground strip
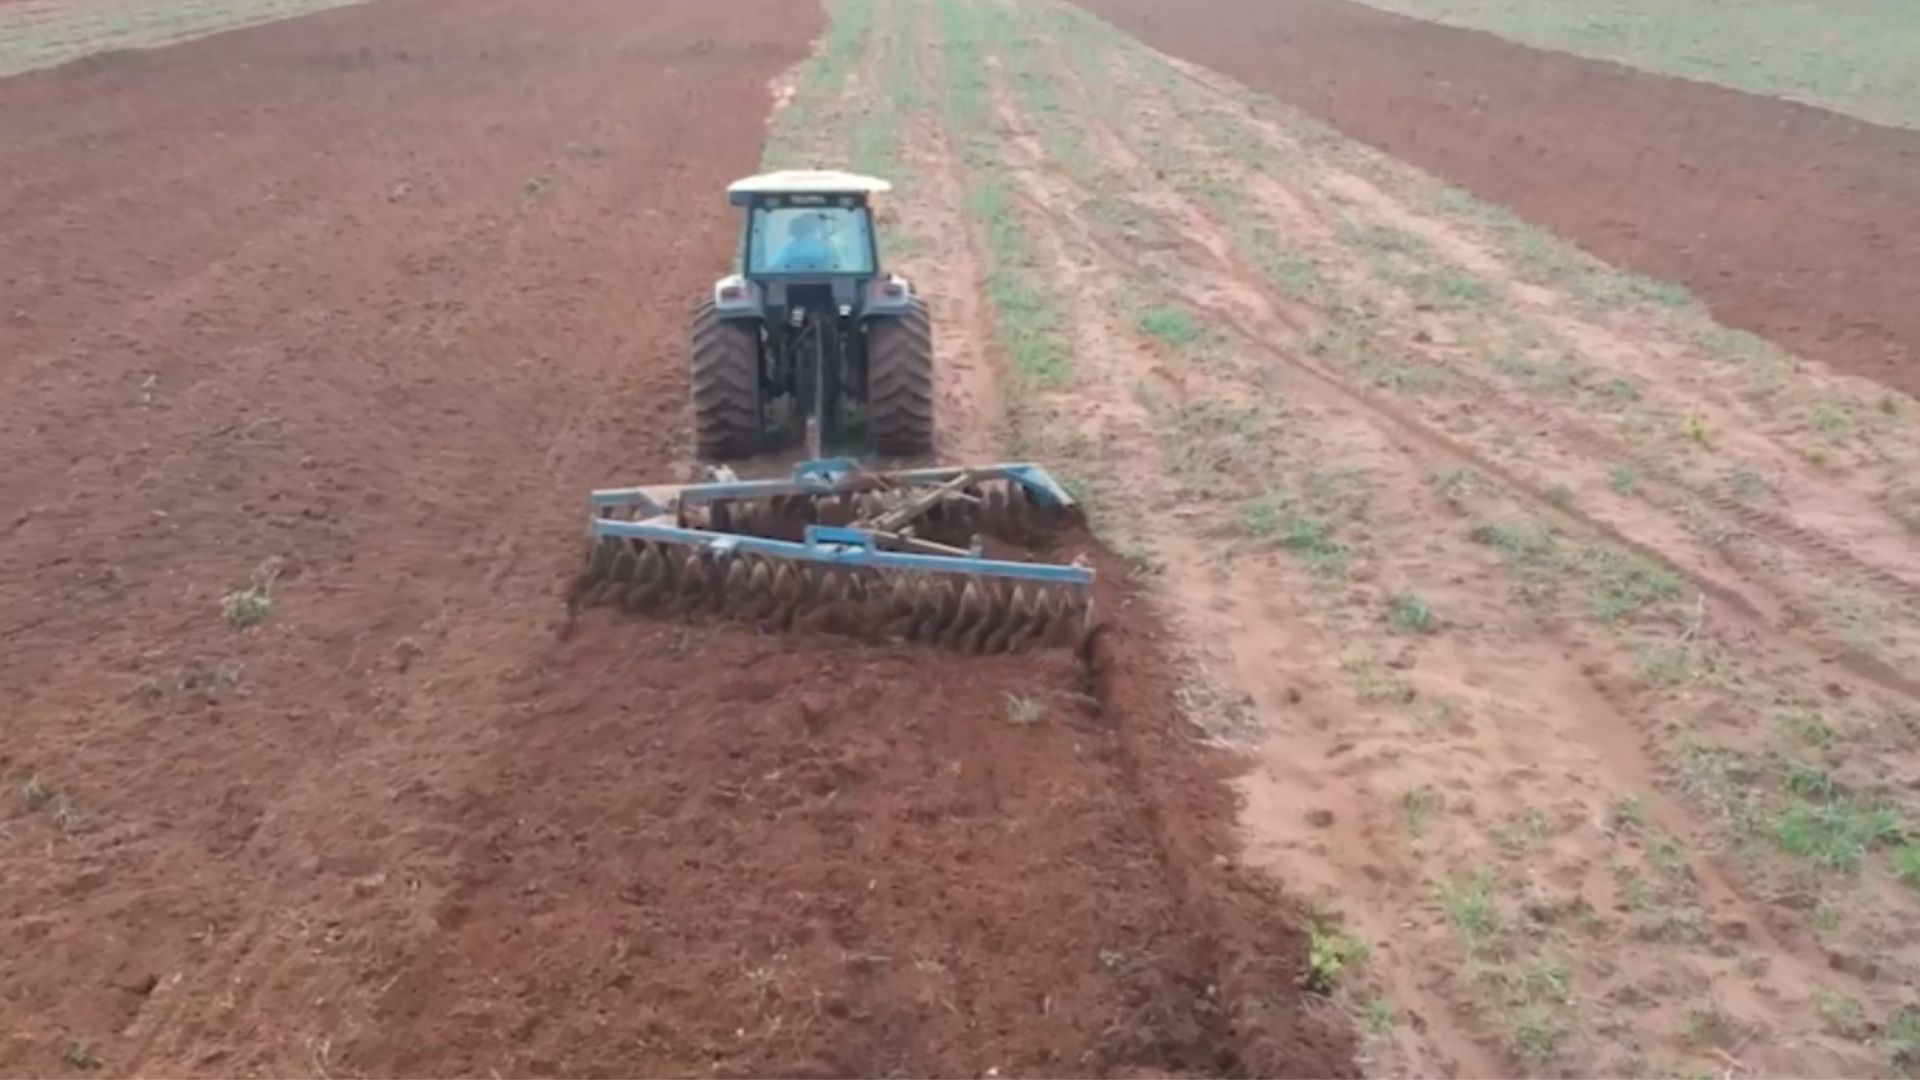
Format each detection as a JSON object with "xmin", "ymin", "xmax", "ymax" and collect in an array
[
  {"xmin": 0, "ymin": 0, "xmax": 372, "ymax": 75},
  {"xmin": 859, "ymin": 0, "xmax": 1920, "ymax": 1074},
  {"xmin": 1074, "ymin": 0, "xmax": 1920, "ymax": 403},
  {"xmin": 1349, "ymin": 0, "xmax": 1920, "ymax": 129}
]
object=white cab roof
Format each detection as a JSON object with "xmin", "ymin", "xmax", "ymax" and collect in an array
[{"xmin": 727, "ymin": 170, "xmax": 893, "ymax": 197}]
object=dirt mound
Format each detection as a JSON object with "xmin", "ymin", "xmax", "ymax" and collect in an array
[
  {"xmin": 1071, "ymin": 0, "xmax": 1920, "ymax": 396},
  {"xmin": 0, "ymin": 0, "xmax": 1349, "ymax": 1074}
]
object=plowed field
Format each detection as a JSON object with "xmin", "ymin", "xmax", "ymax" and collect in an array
[{"xmin": 0, "ymin": 1, "xmax": 1347, "ymax": 1075}]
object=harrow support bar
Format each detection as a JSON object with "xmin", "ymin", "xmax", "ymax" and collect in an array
[{"xmin": 587, "ymin": 520, "xmax": 1094, "ymax": 587}]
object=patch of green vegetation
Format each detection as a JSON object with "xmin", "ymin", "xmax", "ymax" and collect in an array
[
  {"xmin": 1239, "ymin": 473, "xmax": 1364, "ymax": 579},
  {"xmin": 1004, "ymin": 693, "xmax": 1045, "ymax": 728},
  {"xmin": 1542, "ymin": 482, "xmax": 1575, "ymax": 509},
  {"xmin": 1506, "ymin": 1003, "xmax": 1571, "ymax": 1066},
  {"xmin": 1577, "ymin": 269, "xmax": 1692, "ymax": 311},
  {"xmin": 1685, "ymin": 1002, "xmax": 1737, "ymax": 1049},
  {"xmin": 1675, "ymin": 741, "xmax": 1766, "ymax": 838},
  {"xmin": 1439, "ymin": 868, "xmax": 1501, "ymax": 956},
  {"xmin": 1337, "ymin": 222, "xmax": 1431, "ymax": 258},
  {"xmin": 1489, "ymin": 350, "xmax": 1577, "ymax": 396},
  {"xmin": 1886, "ymin": 1007, "xmax": 1920, "ymax": 1075},
  {"xmin": 1429, "ymin": 465, "xmax": 1485, "ymax": 511},
  {"xmin": 1402, "ymin": 786, "xmax": 1438, "ymax": 838},
  {"xmin": 968, "ymin": 182, "xmax": 1073, "ymax": 389},
  {"xmin": 1308, "ymin": 314, "xmax": 1455, "ymax": 395},
  {"xmin": 1138, "ymin": 305, "xmax": 1203, "ymax": 348},
  {"xmin": 61, "ymin": 1041, "xmax": 101, "ymax": 1072},
  {"xmin": 1306, "ymin": 925, "xmax": 1370, "ymax": 993},
  {"xmin": 1812, "ymin": 985, "xmax": 1869, "ymax": 1039},
  {"xmin": 1388, "ymin": 592, "xmax": 1439, "ymax": 634},
  {"xmin": 1608, "ymin": 464, "xmax": 1640, "ymax": 496},
  {"xmin": 1682, "ymin": 414, "xmax": 1712, "ymax": 447},
  {"xmin": 1493, "ymin": 808, "xmax": 1552, "ymax": 852},
  {"xmin": 1250, "ymin": 232, "xmax": 1326, "ymax": 299},
  {"xmin": 20, "ymin": 774, "xmax": 55, "ymax": 812},
  {"xmin": 1893, "ymin": 843, "xmax": 1920, "ymax": 889},
  {"xmin": 1580, "ymin": 545, "xmax": 1683, "ymax": 622},
  {"xmin": 1601, "ymin": 376, "xmax": 1641, "ymax": 404},
  {"xmin": 1342, "ymin": 655, "xmax": 1417, "ymax": 706},
  {"xmin": 1775, "ymin": 707, "xmax": 1836, "ymax": 748},
  {"xmin": 1770, "ymin": 793, "xmax": 1902, "ymax": 871},
  {"xmin": 222, "ymin": 582, "xmax": 273, "ymax": 630},
  {"xmin": 1610, "ymin": 795, "xmax": 1647, "ymax": 833},
  {"xmin": 1810, "ymin": 400, "xmax": 1854, "ymax": 441},
  {"xmin": 1470, "ymin": 520, "xmax": 1559, "ymax": 565},
  {"xmin": 1411, "ymin": 266, "xmax": 1495, "ymax": 310},
  {"xmin": 1726, "ymin": 468, "xmax": 1776, "ymax": 504},
  {"xmin": 1363, "ymin": 996, "xmax": 1398, "ymax": 1037},
  {"xmin": 1634, "ymin": 642, "xmax": 1693, "ymax": 687}
]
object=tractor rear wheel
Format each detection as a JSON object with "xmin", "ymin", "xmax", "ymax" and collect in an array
[
  {"xmin": 690, "ymin": 299, "xmax": 762, "ymax": 460},
  {"xmin": 866, "ymin": 297, "xmax": 935, "ymax": 456}
]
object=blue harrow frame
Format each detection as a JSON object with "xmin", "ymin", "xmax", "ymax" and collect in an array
[{"xmin": 586, "ymin": 458, "xmax": 1096, "ymax": 589}]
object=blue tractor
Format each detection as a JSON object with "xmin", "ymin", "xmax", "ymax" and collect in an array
[
  {"xmin": 691, "ymin": 171, "xmax": 935, "ymax": 460},
  {"xmin": 571, "ymin": 173, "xmax": 1094, "ymax": 652}
]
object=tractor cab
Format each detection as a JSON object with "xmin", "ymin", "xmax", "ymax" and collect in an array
[
  {"xmin": 718, "ymin": 171, "xmax": 911, "ymax": 322},
  {"xmin": 691, "ymin": 170, "xmax": 933, "ymax": 461}
]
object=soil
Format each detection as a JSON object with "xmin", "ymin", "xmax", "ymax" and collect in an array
[
  {"xmin": 909, "ymin": 0, "xmax": 1920, "ymax": 1074},
  {"xmin": 0, "ymin": 1, "xmax": 1351, "ymax": 1076},
  {"xmin": 1069, "ymin": 0, "xmax": 1920, "ymax": 398}
]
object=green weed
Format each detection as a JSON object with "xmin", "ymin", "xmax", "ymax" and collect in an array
[
  {"xmin": 1306, "ymin": 926, "xmax": 1370, "ymax": 993},
  {"xmin": 1363, "ymin": 997, "xmax": 1398, "ymax": 1037},
  {"xmin": 1810, "ymin": 401, "xmax": 1854, "ymax": 441},
  {"xmin": 1608, "ymin": 464, "xmax": 1640, "ymax": 495},
  {"xmin": 1138, "ymin": 305, "xmax": 1202, "ymax": 348},
  {"xmin": 1886, "ymin": 1008, "xmax": 1920, "ymax": 1073},
  {"xmin": 1813, "ymin": 986, "xmax": 1868, "ymax": 1039},
  {"xmin": 1430, "ymin": 466, "xmax": 1484, "ymax": 511},
  {"xmin": 61, "ymin": 1042, "xmax": 100, "ymax": 1072},
  {"xmin": 1770, "ymin": 795, "xmax": 1902, "ymax": 870},
  {"xmin": 1004, "ymin": 693, "xmax": 1045, "ymax": 728},
  {"xmin": 1388, "ymin": 592, "xmax": 1438, "ymax": 634},
  {"xmin": 1439, "ymin": 869, "xmax": 1501, "ymax": 955},
  {"xmin": 1893, "ymin": 843, "xmax": 1920, "ymax": 889},
  {"xmin": 1402, "ymin": 786, "xmax": 1438, "ymax": 838},
  {"xmin": 1343, "ymin": 656, "xmax": 1416, "ymax": 706},
  {"xmin": 222, "ymin": 582, "xmax": 273, "ymax": 630},
  {"xmin": 1634, "ymin": 642, "xmax": 1692, "ymax": 687},
  {"xmin": 20, "ymin": 774, "xmax": 53, "ymax": 812},
  {"xmin": 1773, "ymin": 708, "xmax": 1835, "ymax": 750},
  {"xmin": 1581, "ymin": 545, "xmax": 1682, "ymax": 622}
]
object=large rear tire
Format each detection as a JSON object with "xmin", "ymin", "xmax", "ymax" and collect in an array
[
  {"xmin": 690, "ymin": 299, "xmax": 762, "ymax": 461},
  {"xmin": 866, "ymin": 297, "xmax": 935, "ymax": 456}
]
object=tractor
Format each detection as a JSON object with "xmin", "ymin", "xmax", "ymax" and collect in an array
[
  {"xmin": 690, "ymin": 170, "xmax": 935, "ymax": 461},
  {"xmin": 571, "ymin": 171, "xmax": 1094, "ymax": 652}
]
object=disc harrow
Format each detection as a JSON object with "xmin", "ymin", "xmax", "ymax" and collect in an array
[{"xmin": 572, "ymin": 459, "xmax": 1095, "ymax": 652}]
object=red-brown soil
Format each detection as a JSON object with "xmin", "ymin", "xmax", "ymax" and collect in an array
[
  {"xmin": 0, "ymin": 1, "xmax": 1349, "ymax": 1076},
  {"xmin": 1072, "ymin": 0, "xmax": 1920, "ymax": 397}
]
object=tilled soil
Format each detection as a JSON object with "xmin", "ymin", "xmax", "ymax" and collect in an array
[
  {"xmin": 0, "ymin": 1, "xmax": 1348, "ymax": 1075},
  {"xmin": 1071, "ymin": 0, "xmax": 1920, "ymax": 397}
]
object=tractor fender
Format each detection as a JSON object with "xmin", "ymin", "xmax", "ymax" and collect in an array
[
  {"xmin": 862, "ymin": 272, "xmax": 918, "ymax": 319},
  {"xmin": 711, "ymin": 274, "xmax": 762, "ymax": 318}
]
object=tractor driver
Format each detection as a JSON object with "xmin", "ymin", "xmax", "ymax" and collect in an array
[{"xmin": 771, "ymin": 212, "xmax": 834, "ymax": 271}]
